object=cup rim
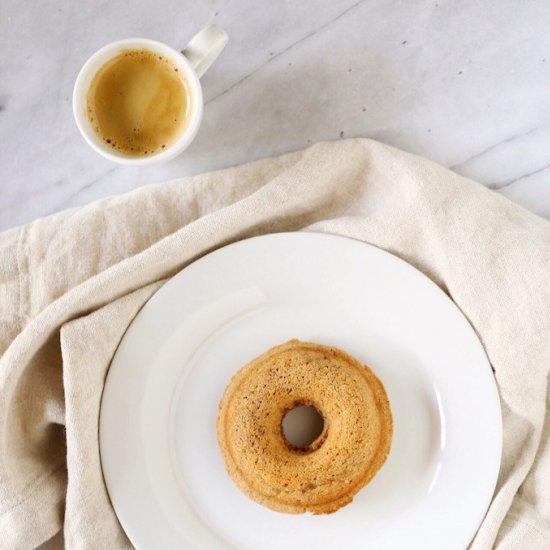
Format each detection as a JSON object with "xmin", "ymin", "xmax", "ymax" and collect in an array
[{"xmin": 72, "ymin": 38, "xmax": 204, "ymax": 166}]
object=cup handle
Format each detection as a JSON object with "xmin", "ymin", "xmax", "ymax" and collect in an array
[{"xmin": 181, "ymin": 24, "xmax": 228, "ymax": 78}]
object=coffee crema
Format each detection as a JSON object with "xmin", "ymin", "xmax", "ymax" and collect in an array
[{"xmin": 86, "ymin": 49, "xmax": 191, "ymax": 156}]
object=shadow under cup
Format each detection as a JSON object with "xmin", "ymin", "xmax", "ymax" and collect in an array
[{"xmin": 73, "ymin": 38, "xmax": 203, "ymax": 165}]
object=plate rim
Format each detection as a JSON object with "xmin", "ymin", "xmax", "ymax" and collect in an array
[{"xmin": 100, "ymin": 231, "xmax": 503, "ymax": 549}]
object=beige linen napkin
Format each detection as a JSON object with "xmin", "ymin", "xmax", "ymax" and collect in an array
[{"xmin": 1, "ymin": 139, "xmax": 549, "ymax": 550}]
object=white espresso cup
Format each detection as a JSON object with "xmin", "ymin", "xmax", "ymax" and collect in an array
[{"xmin": 72, "ymin": 25, "xmax": 228, "ymax": 165}]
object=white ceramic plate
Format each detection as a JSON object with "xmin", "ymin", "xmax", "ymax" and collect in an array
[{"xmin": 100, "ymin": 232, "xmax": 502, "ymax": 550}]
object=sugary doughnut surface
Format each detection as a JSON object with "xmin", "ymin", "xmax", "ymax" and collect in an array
[{"xmin": 216, "ymin": 339, "xmax": 393, "ymax": 514}]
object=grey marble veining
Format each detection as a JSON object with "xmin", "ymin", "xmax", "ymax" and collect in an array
[{"xmin": 1, "ymin": 0, "xmax": 549, "ymax": 231}]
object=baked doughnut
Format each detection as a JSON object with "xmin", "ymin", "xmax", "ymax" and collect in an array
[{"xmin": 216, "ymin": 339, "xmax": 393, "ymax": 514}]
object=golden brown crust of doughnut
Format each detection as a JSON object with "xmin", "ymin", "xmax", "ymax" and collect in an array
[{"xmin": 216, "ymin": 339, "xmax": 393, "ymax": 514}]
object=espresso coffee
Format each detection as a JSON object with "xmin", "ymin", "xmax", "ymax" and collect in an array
[{"xmin": 86, "ymin": 49, "xmax": 191, "ymax": 156}]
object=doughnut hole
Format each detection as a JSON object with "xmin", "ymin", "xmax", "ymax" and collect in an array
[{"xmin": 281, "ymin": 401, "xmax": 327, "ymax": 453}]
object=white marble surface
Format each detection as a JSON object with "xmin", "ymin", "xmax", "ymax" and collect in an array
[{"xmin": 1, "ymin": 0, "xmax": 550, "ymax": 232}]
